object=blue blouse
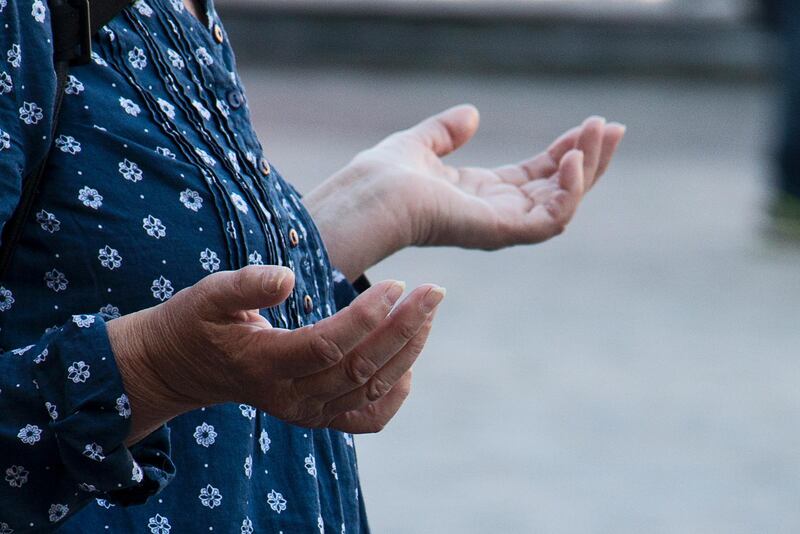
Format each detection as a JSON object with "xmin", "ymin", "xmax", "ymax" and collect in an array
[{"xmin": 0, "ymin": 0, "xmax": 370, "ymax": 532}]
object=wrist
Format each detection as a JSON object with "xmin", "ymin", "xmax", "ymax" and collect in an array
[
  {"xmin": 107, "ymin": 309, "xmax": 196, "ymax": 445},
  {"xmin": 304, "ymin": 165, "xmax": 414, "ymax": 279}
]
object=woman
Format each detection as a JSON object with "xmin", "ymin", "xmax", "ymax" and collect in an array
[{"xmin": 0, "ymin": 0, "xmax": 625, "ymax": 531}]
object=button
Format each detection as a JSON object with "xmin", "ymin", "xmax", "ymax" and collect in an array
[
  {"xmin": 213, "ymin": 24, "xmax": 224, "ymax": 44},
  {"xmin": 288, "ymin": 228, "xmax": 299, "ymax": 247},
  {"xmin": 303, "ymin": 295, "xmax": 314, "ymax": 313},
  {"xmin": 226, "ymin": 89, "xmax": 242, "ymax": 109},
  {"xmin": 259, "ymin": 157, "xmax": 271, "ymax": 176}
]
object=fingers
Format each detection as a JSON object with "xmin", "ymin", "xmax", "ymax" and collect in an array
[
  {"xmin": 323, "ymin": 309, "xmax": 434, "ymax": 418},
  {"xmin": 328, "ymin": 370, "xmax": 414, "ymax": 434},
  {"xmin": 594, "ymin": 122, "xmax": 626, "ymax": 181},
  {"xmin": 295, "ymin": 284, "xmax": 445, "ymax": 400},
  {"xmin": 577, "ymin": 116, "xmax": 606, "ymax": 189},
  {"xmin": 194, "ymin": 265, "xmax": 295, "ymax": 316},
  {"xmin": 404, "ymin": 104, "xmax": 480, "ymax": 157},
  {"xmin": 266, "ymin": 280, "xmax": 406, "ymax": 378}
]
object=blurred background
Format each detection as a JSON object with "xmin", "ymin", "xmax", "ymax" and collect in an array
[{"xmin": 217, "ymin": 0, "xmax": 800, "ymax": 532}]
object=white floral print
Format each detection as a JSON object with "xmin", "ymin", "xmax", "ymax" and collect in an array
[
  {"xmin": 48, "ymin": 503, "xmax": 68, "ymax": 523},
  {"xmin": 304, "ymin": 455, "xmax": 316, "ymax": 477},
  {"xmin": 31, "ymin": 0, "xmax": 45, "ymax": 22},
  {"xmin": 82, "ymin": 443, "xmax": 105, "ymax": 462},
  {"xmin": 170, "ymin": 0, "xmax": 184, "ymax": 12},
  {"xmin": 193, "ymin": 422, "xmax": 217, "ymax": 447},
  {"xmin": 98, "ymin": 245, "xmax": 122, "ymax": 269},
  {"xmin": 132, "ymin": 462, "xmax": 143, "ymax": 482},
  {"xmin": 128, "ymin": 47, "xmax": 147, "ymax": 69},
  {"xmin": 19, "ymin": 101, "xmax": 43, "ymax": 124},
  {"xmin": 99, "ymin": 304, "xmax": 120, "ymax": 318},
  {"xmin": 331, "ymin": 462, "xmax": 338, "ymax": 480},
  {"xmin": 239, "ymin": 404, "xmax": 256, "ymax": 419},
  {"xmin": 45, "ymin": 401, "xmax": 58, "ymax": 420},
  {"xmin": 7, "ymin": 44, "xmax": 20, "ymax": 67},
  {"xmin": 44, "ymin": 269, "xmax": 68, "ymax": 292},
  {"xmin": 241, "ymin": 517, "xmax": 254, "ymax": 534},
  {"xmin": 116, "ymin": 394, "xmax": 131, "ymax": 418},
  {"xmin": 0, "ymin": 71, "xmax": 11, "ymax": 94},
  {"xmin": 166, "ymin": 48, "xmax": 184, "ymax": 69},
  {"xmin": 143, "ymin": 215, "xmax": 166, "ymax": 238},
  {"xmin": 64, "ymin": 74, "xmax": 83, "ymax": 94},
  {"xmin": 78, "ymin": 186, "xmax": 103, "ymax": 209},
  {"xmin": 33, "ymin": 347, "xmax": 48, "ymax": 364},
  {"xmin": 216, "ymin": 99, "xmax": 230, "ymax": 117},
  {"xmin": 195, "ymin": 47, "xmax": 213, "ymax": 66},
  {"xmin": 194, "ymin": 147, "xmax": 216, "ymax": 167},
  {"xmin": 191, "ymin": 100, "xmax": 211, "ymax": 121},
  {"xmin": 5, "ymin": 465, "xmax": 28, "ymax": 487},
  {"xmin": 231, "ymin": 193, "xmax": 248, "ymax": 214},
  {"xmin": 179, "ymin": 189, "xmax": 202, "ymax": 211},
  {"xmin": 17, "ymin": 424, "xmax": 41, "ymax": 445},
  {"xmin": 267, "ymin": 490, "xmax": 287, "ymax": 514},
  {"xmin": 55, "ymin": 135, "xmax": 80, "ymax": 154},
  {"xmin": 0, "ymin": 129, "xmax": 9, "ymax": 151},
  {"xmin": 67, "ymin": 361, "xmax": 90, "ymax": 383},
  {"xmin": 199, "ymin": 484, "xmax": 222, "ymax": 508},
  {"xmin": 243, "ymin": 455, "xmax": 252, "ymax": 479},
  {"xmin": 91, "ymin": 51, "xmax": 108, "ymax": 66},
  {"xmin": 157, "ymin": 98, "xmax": 175, "ymax": 119},
  {"xmin": 0, "ymin": 286, "xmax": 14, "ymax": 311},
  {"xmin": 259, "ymin": 429, "xmax": 271, "ymax": 453},
  {"xmin": 199, "ymin": 248, "xmax": 220, "ymax": 272},
  {"xmin": 134, "ymin": 0, "xmax": 153, "ymax": 16},
  {"xmin": 318, "ymin": 516, "xmax": 324, "ymax": 534},
  {"xmin": 36, "ymin": 210, "xmax": 60, "ymax": 233},
  {"xmin": 119, "ymin": 158, "xmax": 143, "ymax": 182},
  {"xmin": 157, "ymin": 146, "xmax": 176, "ymax": 159},
  {"xmin": 227, "ymin": 151, "xmax": 241, "ymax": 173},
  {"xmin": 96, "ymin": 499, "xmax": 114, "ymax": 509},
  {"xmin": 247, "ymin": 251, "xmax": 263, "ymax": 265},
  {"xmin": 119, "ymin": 97, "xmax": 141, "ymax": 116},
  {"xmin": 148, "ymin": 514, "xmax": 171, "ymax": 534},
  {"xmin": 72, "ymin": 314, "xmax": 95, "ymax": 328},
  {"xmin": 150, "ymin": 276, "xmax": 173, "ymax": 301}
]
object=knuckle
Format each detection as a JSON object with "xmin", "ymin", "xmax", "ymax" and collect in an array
[
  {"xmin": 366, "ymin": 376, "xmax": 393, "ymax": 402},
  {"xmin": 344, "ymin": 352, "xmax": 378, "ymax": 385},
  {"xmin": 309, "ymin": 332, "xmax": 345, "ymax": 366},
  {"xmin": 395, "ymin": 320, "xmax": 420, "ymax": 342},
  {"xmin": 352, "ymin": 304, "xmax": 382, "ymax": 334}
]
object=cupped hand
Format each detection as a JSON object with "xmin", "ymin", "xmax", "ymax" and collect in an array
[
  {"xmin": 108, "ymin": 265, "xmax": 444, "ymax": 444},
  {"xmin": 305, "ymin": 106, "xmax": 625, "ymax": 279}
]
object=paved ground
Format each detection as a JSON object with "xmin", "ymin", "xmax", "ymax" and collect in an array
[{"xmin": 240, "ymin": 67, "xmax": 800, "ymax": 533}]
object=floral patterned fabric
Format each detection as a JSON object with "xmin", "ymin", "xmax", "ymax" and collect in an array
[{"xmin": 0, "ymin": 0, "xmax": 367, "ymax": 531}]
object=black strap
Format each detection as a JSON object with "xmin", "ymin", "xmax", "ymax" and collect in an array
[{"xmin": 0, "ymin": 0, "xmax": 131, "ymax": 280}]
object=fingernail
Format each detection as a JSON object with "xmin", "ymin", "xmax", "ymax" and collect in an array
[
  {"xmin": 385, "ymin": 281, "xmax": 406, "ymax": 306},
  {"xmin": 608, "ymin": 121, "xmax": 627, "ymax": 133},
  {"xmin": 421, "ymin": 286, "xmax": 446, "ymax": 313},
  {"xmin": 266, "ymin": 269, "xmax": 288, "ymax": 294}
]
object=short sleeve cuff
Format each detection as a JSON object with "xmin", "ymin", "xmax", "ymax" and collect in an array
[{"xmin": 30, "ymin": 314, "xmax": 175, "ymax": 505}]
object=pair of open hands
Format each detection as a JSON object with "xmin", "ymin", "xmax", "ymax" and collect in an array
[{"xmin": 108, "ymin": 106, "xmax": 625, "ymax": 444}]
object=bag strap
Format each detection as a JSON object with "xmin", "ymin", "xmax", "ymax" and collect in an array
[{"xmin": 0, "ymin": 0, "xmax": 131, "ymax": 280}]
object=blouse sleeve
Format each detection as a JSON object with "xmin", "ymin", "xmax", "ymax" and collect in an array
[
  {"xmin": 0, "ymin": 3, "xmax": 174, "ymax": 532},
  {"xmin": 331, "ymin": 268, "xmax": 371, "ymax": 312}
]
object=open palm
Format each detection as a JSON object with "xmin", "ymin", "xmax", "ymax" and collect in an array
[{"xmin": 359, "ymin": 106, "xmax": 625, "ymax": 250}]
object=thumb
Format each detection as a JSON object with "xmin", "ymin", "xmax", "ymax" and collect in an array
[
  {"xmin": 404, "ymin": 104, "xmax": 480, "ymax": 157},
  {"xmin": 195, "ymin": 265, "xmax": 295, "ymax": 315}
]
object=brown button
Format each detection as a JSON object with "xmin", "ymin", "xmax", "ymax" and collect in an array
[
  {"xmin": 288, "ymin": 228, "xmax": 299, "ymax": 247},
  {"xmin": 213, "ymin": 24, "xmax": 224, "ymax": 44},
  {"xmin": 259, "ymin": 157, "xmax": 271, "ymax": 176},
  {"xmin": 303, "ymin": 295, "xmax": 314, "ymax": 313}
]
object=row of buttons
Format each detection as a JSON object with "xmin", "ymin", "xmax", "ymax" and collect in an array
[{"xmin": 207, "ymin": 20, "xmax": 312, "ymax": 314}]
